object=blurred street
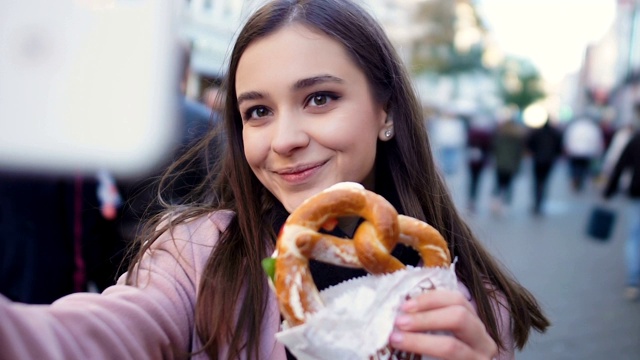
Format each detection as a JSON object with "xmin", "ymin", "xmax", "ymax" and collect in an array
[{"xmin": 444, "ymin": 159, "xmax": 640, "ymax": 359}]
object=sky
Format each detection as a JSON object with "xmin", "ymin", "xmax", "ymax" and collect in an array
[{"xmin": 476, "ymin": 0, "xmax": 617, "ymax": 86}]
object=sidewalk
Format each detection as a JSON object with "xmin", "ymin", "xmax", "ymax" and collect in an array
[{"xmin": 444, "ymin": 158, "xmax": 640, "ymax": 359}]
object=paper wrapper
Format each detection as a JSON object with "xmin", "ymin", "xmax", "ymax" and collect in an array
[{"xmin": 275, "ymin": 264, "xmax": 458, "ymax": 360}]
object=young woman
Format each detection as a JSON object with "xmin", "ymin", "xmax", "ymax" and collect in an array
[{"xmin": 0, "ymin": 1, "xmax": 549, "ymax": 359}]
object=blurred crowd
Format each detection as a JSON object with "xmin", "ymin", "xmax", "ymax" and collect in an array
[
  {"xmin": 426, "ymin": 104, "xmax": 640, "ymax": 218},
  {"xmin": 428, "ymin": 103, "xmax": 640, "ymax": 301}
]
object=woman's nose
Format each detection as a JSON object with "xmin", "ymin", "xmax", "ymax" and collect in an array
[{"xmin": 271, "ymin": 112, "xmax": 310, "ymax": 155}]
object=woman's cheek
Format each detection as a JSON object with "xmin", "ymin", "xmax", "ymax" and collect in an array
[{"xmin": 242, "ymin": 132, "xmax": 260, "ymax": 165}]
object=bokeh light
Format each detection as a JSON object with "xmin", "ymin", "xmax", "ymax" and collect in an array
[{"xmin": 522, "ymin": 102, "xmax": 548, "ymax": 128}]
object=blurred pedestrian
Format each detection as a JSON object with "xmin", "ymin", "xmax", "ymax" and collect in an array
[
  {"xmin": 177, "ymin": 43, "xmax": 220, "ymax": 157},
  {"xmin": 603, "ymin": 103, "xmax": 640, "ymax": 300},
  {"xmin": 203, "ymin": 85, "xmax": 224, "ymax": 114},
  {"xmin": 429, "ymin": 108, "xmax": 467, "ymax": 176},
  {"xmin": 603, "ymin": 129, "xmax": 640, "ymax": 301},
  {"xmin": 563, "ymin": 117, "xmax": 604, "ymax": 192},
  {"xmin": 466, "ymin": 113, "xmax": 494, "ymax": 213},
  {"xmin": 491, "ymin": 115, "xmax": 526, "ymax": 215},
  {"xmin": 599, "ymin": 114, "xmax": 616, "ymax": 154},
  {"xmin": 600, "ymin": 121, "xmax": 636, "ymax": 186},
  {"xmin": 526, "ymin": 116, "xmax": 563, "ymax": 215}
]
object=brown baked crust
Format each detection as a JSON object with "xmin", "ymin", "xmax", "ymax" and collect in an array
[{"xmin": 274, "ymin": 183, "xmax": 451, "ymax": 326}]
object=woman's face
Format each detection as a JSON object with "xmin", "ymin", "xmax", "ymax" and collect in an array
[{"xmin": 236, "ymin": 24, "xmax": 391, "ymax": 212}]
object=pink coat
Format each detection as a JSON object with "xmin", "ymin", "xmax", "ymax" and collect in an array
[{"xmin": 0, "ymin": 210, "xmax": 514, "ymax": 359}]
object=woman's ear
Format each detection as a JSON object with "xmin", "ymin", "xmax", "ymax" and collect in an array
[{"xmin": 379, "ymin": 117, "xmax": 394, "ymax": 141}]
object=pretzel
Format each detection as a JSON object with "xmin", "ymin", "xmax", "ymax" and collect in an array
[{"xmin": 274, "ymin": 182, "xmax": 451, "ymax": 326}]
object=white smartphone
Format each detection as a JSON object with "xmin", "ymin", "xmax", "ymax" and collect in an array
[{"xmin": 0, "ymin": 0, "xmax": 180, "ymax": 178}]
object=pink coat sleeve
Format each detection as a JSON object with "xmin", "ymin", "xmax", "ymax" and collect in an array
[{"xmin": 0, "ymin": 212, "xmax": 232, "ymax": 360}]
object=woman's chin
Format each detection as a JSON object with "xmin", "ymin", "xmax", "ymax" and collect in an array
[{"xmin": 279, "ymin": 187, "xmax": 329, "ymax": 212}]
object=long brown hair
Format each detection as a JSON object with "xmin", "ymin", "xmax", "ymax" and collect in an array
[{"xmin": 127, "ymin": 0, "xmax": 549, "ymax": 359}]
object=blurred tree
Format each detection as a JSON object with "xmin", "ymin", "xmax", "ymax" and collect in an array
[
  {"xmin": 498, "ymin": 56, "xmax": 546, "ymax": 111},
  {"xmin": 410, "ymin": 0, "xmax": 545, "ymax": 112},
  {"xmin": 411, "ymin": 0, "xmax": 487, "ymax": 75}
]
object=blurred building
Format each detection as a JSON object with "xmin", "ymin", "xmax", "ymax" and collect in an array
[
  {"xmin": 579, "ymin": 0, "xmax": 640, "ymax": 125},
  {"xmin": 179, "ymin": 0, "xmax": 247, "ymax": 97},
  {"xmin": 180, "ymin": 0, "xmax": 506, "ymax": 117},
  {"xmin": 180, "ymin": 0, "xmax": 429, "ymax": 95}
]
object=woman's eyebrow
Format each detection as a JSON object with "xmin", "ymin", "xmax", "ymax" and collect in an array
[
  {"xmin": 293, "ymin": 75, "xmax": 344, "ymax": 91},
  {"xmin": 237, "ymin": 75, "xmax": 343, "ymax": 106},
  {"xmin": 237, "ymin": 91, "xmax": 264, "ymax": 106}
]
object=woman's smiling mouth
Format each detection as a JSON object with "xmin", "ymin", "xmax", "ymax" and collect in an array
[{"xmin": 275, "ymin": 161, "xmax": 328, "ymax": 184}]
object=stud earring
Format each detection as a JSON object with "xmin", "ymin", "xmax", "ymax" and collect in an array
[{"xmin": 385, "ymin": 129, "xmax": 393, "ymax": 138}]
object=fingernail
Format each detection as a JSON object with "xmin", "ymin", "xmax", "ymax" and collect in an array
[
  {"xmin": 395, "ymin": 315, "xmax": 411, "ymax": 326},
  {"xmin": 401, "ymin": 299, "xmax": 417, "ymax": 311},
  {"xmin": 389, "ymin": 331, "xmax": 403, "ymax": 344}
]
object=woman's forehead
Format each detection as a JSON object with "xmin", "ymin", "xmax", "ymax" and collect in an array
[
  {"xmin": 237, "ymin": 24, "xmax": 339, "ymax": 69},
  {"xmin": 234, "ymin": 23, "xmax": 364, "ymax": 95}
]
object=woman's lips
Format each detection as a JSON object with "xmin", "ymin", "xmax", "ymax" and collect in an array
[{"xmin": 276, "ymin": 161, "xmax": 327, "ymax": 184}]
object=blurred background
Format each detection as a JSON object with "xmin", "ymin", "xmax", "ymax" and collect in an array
[{"xmin": 2, "ymin": 0, "xmax": 640, "ymax": 359}]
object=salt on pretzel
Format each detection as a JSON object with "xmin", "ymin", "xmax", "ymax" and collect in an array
[{"xmin": 274, "ymin": 182, "xmax": 451, "ymax": 326}]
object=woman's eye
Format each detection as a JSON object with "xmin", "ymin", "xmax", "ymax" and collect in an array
[
  {"xmin": 306, "ymin": 92, "xmax": 339, "ymax": 107},
  {"xmin": 310, "ymin": 94, "xmax": 328, "ymax": 106},
  {"xmin": 245, "ymin": 106, "xmax": 271, "ymax": 120}
]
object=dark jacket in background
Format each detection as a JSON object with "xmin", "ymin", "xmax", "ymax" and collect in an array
[
  {"xmin": 527, "ymin": 122, "xmax": 563, "ymax": 164},
  {"xmin": 0, "ymin": 174, "xmax": 125, "ymax": 304},
  {"xmin": 604, "ymin": 131, "xmax": 640, "ymax": 199},
  {"xmin": 493, "ymin": 121, "xmax": 525, "ymax": 173},
  {"xmin": 117, "ymin": 97, "xmax": 220, "ymax": 242},
  {"xmin": 467, "ymin": 127, "xmax": 493, "ymax": 170}
]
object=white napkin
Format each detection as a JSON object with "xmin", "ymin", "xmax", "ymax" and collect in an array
[{"xmin": 275, "ymin": 265, "xmax": 458, "ymax": 360}]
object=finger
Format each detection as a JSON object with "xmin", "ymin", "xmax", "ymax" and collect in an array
[
  {"xmin": 389, "ymin": 331, "xmax": 487, "ymax": 360},
  {"xmin": 401, "ymin": 289, "xmax": 475, "ymax": 315},
  {"xmin": 394, "ymin": 306, "xmax": 497, "ymax": 357},
  {"xmin": 395, "ymin": 305, "xmax": 477, "ymax": 333}
]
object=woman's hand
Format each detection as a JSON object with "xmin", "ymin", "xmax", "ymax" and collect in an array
[{"xmin": 389, "ymin": 289, "xmax": 498, "ymax": 360}]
